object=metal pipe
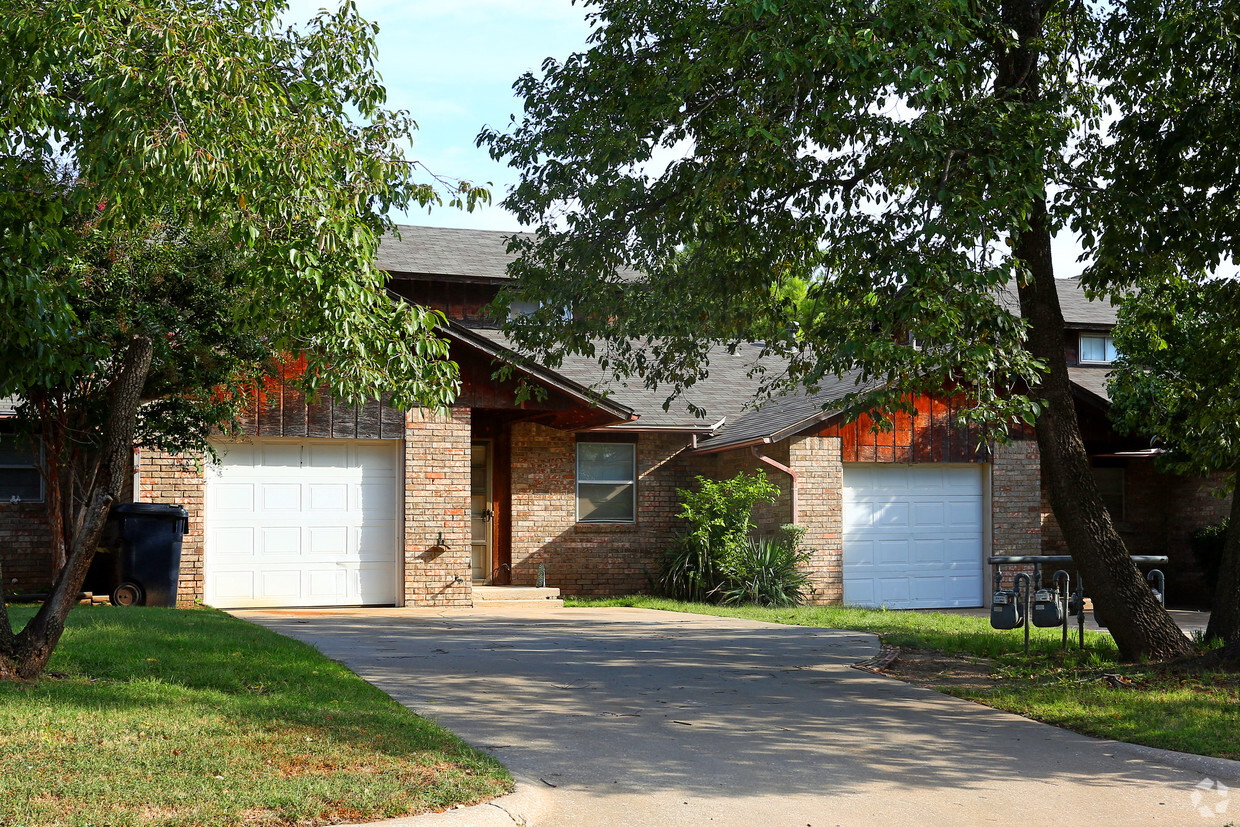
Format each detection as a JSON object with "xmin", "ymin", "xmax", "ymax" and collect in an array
[
  {"xmin": 987, "ymin": 554, "xmax": 1168, "ymax": 565},
  {"xmin": 1014, "ymin": 572, "xmax": 1032, "ymax": 656},
  {"xmin": 751, "ymin": 445, "xmax": 798, "ymax": 524},
  {"xmin": 1053, "ymin": 569, "xmax": 1071, "ymax": 650}
]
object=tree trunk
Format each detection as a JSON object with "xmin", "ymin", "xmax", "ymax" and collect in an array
[
  {"xmin": 0, "ymin": 336, "xmax": 153, "ymax": 682},
  {"xmin": 1205, "ymin": 473, "xmax": 1240, "ymax": 643},
  {"xmin": 1179, "ymin": 637, "xmax": 1240, "ymax": 671},
  {"xmin": 1000, "ymin": 0, "xmax": 1189, "ymax": 661}
]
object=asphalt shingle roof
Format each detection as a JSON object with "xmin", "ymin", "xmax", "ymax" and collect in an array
[
  {"xmin": 1068, "ymin": 366, "xmax": 1113, "ymax": 404},
  {"xmin": 465, "ymin": 328, "xmax": 782, "ymax": 430},
  {"xmin": 377, "ymin": 225, "xmax": 522, "ymax": 280},
  {"xmin": 998, "ymin": 277, "xmax": 1120, "ymax": 328},
  {"xmin": 392, "ymin": 228, "xmax": 1125, "ymax": 447}
]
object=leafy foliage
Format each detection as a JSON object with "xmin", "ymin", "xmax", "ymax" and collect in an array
[
  {"xmin": 1110, "ymin": 275, "xmax": 1240, "ymax": 478},
  {"xmin": 715, "ymin": 526, "xmax": 814, "ymax": 608},
  {"xmin": 659, "ymin": 474, "xmax": 811, "ymax": 606},
  {"xmin": 481, "ymin": 0, "xmax": 1210, "ymax": 660},
  {"xmin": 0, "ymin": 0, "xmax": 486, "ymax": 679}
]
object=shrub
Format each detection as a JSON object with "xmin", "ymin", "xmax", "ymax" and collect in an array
[
  {"xmin": 716, "ymin": 525, "xmax": 814, "ymax": 607},
  {"xmin": 677, "ymin": 471, "xmax": 779, "ymax": 566},
  {"xmin": 658, "ymin": 474, "xmax": 815, "ymax": 607}
]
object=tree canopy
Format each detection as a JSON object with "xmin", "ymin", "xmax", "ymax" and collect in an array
[
  {"xmin": 481, "ymin": 0, "xmax": 1240, "ymax": 660},
  {"xmin": 0, "ymin": 0, "xmax": 483, "ymax": 680},
  {"xmin": 1111, "ymin": 274, "xmax": 1240, "ymax": 643}
]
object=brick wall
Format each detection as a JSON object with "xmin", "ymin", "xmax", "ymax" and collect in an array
[
  {"xmin": 508, "ymin": 424, "xmax": 691, "ymax": 596},
  {"xmin": 0, "ymin": 502, "xmax": 53, "ymax": 594},
  {"xmin": 788, "ymin": 435, "xmax": 843, "ymax": 605},
  {"xmin": 1037, "ymin": 457, "xmax": 1229, "ymax": 605},
  {"xmin": 991, "ymin": 438, "xmax": 1042, "ymax": 590},
  {"xmin": 403, "ymin": 408, "xmax": 471, "ymax": 607},
  {"xmin": 136, "ymin": 448, "xmax": 206, "ymax": 607}
]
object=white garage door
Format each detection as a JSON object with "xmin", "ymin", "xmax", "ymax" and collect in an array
[
  {"xmin": 843, "ymin": 464, "xmax": 985, "ymax": 609},
  {"xmin": 205, "ymin": 439, "xmax": 399, "ymax": 609}
]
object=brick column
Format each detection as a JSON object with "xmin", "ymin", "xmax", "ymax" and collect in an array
[
  {"xmin": 788, "ymin": 435, "xmax": 843, "ymax": 605},
  {"xmin": 136, "ymin": 448, "xmax": 206, "ymax": 607},
  {"xmin": 991, "ymin": 438, "xmax": 1041, "ymax": 590},
  {"xmin": 402, "ymin": 408, "xmax": 471, "ymax": 606}
]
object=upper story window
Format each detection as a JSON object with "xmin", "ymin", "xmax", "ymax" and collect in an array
[
  {"xmin": 0, "ymin": 434, "xmax": 43, "ymax": 503},
  {"xmin": 576, "ymin": 442, "xmax": 636, "ymax": 523},
  {"xmin": 1079, "ymin": 333, "xmax": 1118, "ymax": 364}
]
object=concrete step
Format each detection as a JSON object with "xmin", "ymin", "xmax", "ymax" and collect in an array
[{"xmin": 472, "ymin": 586, "xmax": 563, "ymax": 608}]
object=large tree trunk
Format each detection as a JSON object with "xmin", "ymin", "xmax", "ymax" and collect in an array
[
  {"xmin": 0, "ymin": 336, "xmax": 153, "ymax": 682},
  {"xmin": 1205, "ymin": 474, "xmax": 1240, "ymax": 643},
  {"xmin": 1001, "ymin": 0, "xmax": 1189, "ymax": 661}
]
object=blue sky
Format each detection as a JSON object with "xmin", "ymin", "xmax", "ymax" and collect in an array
[
  {"xmin": 287, "ymin": 0, "xmax": 591, "ymax": 233},
  {"xmin": 287, "ymin": 0, "xmax": 1088, "ymax": 277}
]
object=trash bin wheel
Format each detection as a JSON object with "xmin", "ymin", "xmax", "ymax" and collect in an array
[{"xmin": 111, "ymin": 581, "xmax": 144, "ymax": 607}]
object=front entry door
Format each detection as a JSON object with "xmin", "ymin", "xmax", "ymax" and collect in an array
[{"xmin": 470, "ymin": 442, "xmax": 492, "ymax": 583}]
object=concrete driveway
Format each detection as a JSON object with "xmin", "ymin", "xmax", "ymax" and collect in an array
[{"xmin": 239, "ymin": 606, "xmax": 1238, "ymax": 826}]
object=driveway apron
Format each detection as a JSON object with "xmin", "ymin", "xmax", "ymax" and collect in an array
[{"xmin": 239, "ymin": 606, "xmax": 1238, "ymax": 826}]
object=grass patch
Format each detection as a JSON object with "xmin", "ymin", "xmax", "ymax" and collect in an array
[
  {"xmin": 569, "ymin": 596, "xmax": 1240, "ymax": 759},
  {"xmin": 0, "ymin": 605, "xmax": 511, "ymax": 827}
]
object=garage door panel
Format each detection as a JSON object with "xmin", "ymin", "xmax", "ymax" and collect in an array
[
  {"xmin": 359, "ymin": 522, "xmax": 396, "ymax": 554},
  {"xmin": 307, "ymin": 443, "xmax": 349, "ymax": 468},
  {"xmin": 218, "ymin": 444, "xmax": 256, "ymax": 468},
  {"xmin": 212, "ymin": 526, "xmax": 255, "ymax": 557},
  {"xmin": 260, "ymin": 443, "xmax": 302, "ymax": 467},
  {"xmin": 309, "ymin": 483, "xmax": 349, "ymax": 511},
  {"xmin": 213, "ymin": 483, "xmax": 255, "ymax": 512},
  {"xmin": 261, "ymin": 527, "xmax": 300, "ymax": 555},
  {"xmin": 845, "ymin": 464, "xmax": 985, "ymax": 609},
  {"xmin": 261, "ymin": 484, "xmax": 301, "ymax": 511},
  {"xmin": 206, "ymin": 439, "xmax": 398, "ymax": 608},
  {"xmin": 307, "ymin": 526, "xmax": 349, "ymax": 556},
  {"xmin": 912, "ymin": 501, "xmax": 944, "ymax": 527},
  {"xmin": 876, "ymin": 578, "xmax": 911, "ymax": 605},
  {"xmin": 357, "ymin": 482, "xmax": 397, "ymax": 510},
  {"xmin": 911, "ymin": 538, "xmax": 944, "ymax": 564},
  {"xmin": 876, "ymin": 539, "xmax": 909, "ymax": 565},
  {"xmin": 261, "ymin": 569, "xmax": 303, "ymax": 599},
  {"xmin": 873, "ymin": 501, "xmax": 910, "ymax": 527}
]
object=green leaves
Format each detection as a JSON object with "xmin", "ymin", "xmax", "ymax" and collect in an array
[
  {"xmin": 481, "ymin": 0, "xmax": 1094, "ymax": 432},
  {"xmin": 1111, "ymin": 274, "xmax": 1240, "ymax": 478},
  {"xmin": 2, "ymin": 0, "xmax": 486, "ymax": 434}
]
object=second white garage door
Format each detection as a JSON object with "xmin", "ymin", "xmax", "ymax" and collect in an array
[
  {"xmin": 204, "ymin": 439, "xmax": 399, "ymax": 609},
  {"xmin": 843, "ymin": 464, "xmax": 985, "ymax": 609}
]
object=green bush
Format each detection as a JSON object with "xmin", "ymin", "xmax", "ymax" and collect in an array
[
  {"xmin": 658, "ymin": 474, "xmax": 813, "ymax": 606},
  {"xmin": 716, "ymin": 526, "xmax": 814, "ymax": 607}
]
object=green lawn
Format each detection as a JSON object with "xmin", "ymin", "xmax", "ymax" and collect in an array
[
  {"xmin": 569, "ymin": 596, "xmax": 1240, "ymax": 760},
  {"xmin": 0, "ymin": 605, "xmax": 511, "ymax": 827}
]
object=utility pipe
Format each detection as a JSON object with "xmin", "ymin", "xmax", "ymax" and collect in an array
[{"xmin": 751, "ymin": 445, "xmax": 798, "ymax": 525}]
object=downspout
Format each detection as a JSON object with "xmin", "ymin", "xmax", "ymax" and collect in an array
[{"xmin": 751, "ymin": 445, "xmax": 798, "ymax": 525}]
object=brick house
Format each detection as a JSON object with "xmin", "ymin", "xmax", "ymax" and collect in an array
[{"xmin": 0, "ymin": 226, "xmax": 1226, "ymax": 608}]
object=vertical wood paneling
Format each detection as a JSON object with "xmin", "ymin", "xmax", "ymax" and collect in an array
[{"xmin": 816, "ymin": 392, "xmax": 989, "ymax": 463}]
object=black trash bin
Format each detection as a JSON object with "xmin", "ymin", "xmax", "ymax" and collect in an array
[{"xmin": 105, "ymin": 503, "xmax": 189, "ymax": 607}]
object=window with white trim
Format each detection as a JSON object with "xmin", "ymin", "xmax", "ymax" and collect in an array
[
  {"xmin": 0, "ymin": 434, "xmax": 43, "ymax": 502},
  {"xmin": 576, "ymin": 442, "xmax": 636, "ymax": 523},
  {"xmin": 1079, "ymin": 333, "xmax": 1118, "ymax": 364}
]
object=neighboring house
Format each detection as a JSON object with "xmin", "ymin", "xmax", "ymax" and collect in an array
[{"xmin": 0, "ymin": 227, "xmax": 1225, "ymax": 608}]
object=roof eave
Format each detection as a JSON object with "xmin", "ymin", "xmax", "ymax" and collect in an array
[{"xmin": 442, "ymin": 323, "xmax": 636, "ymax": 421}]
